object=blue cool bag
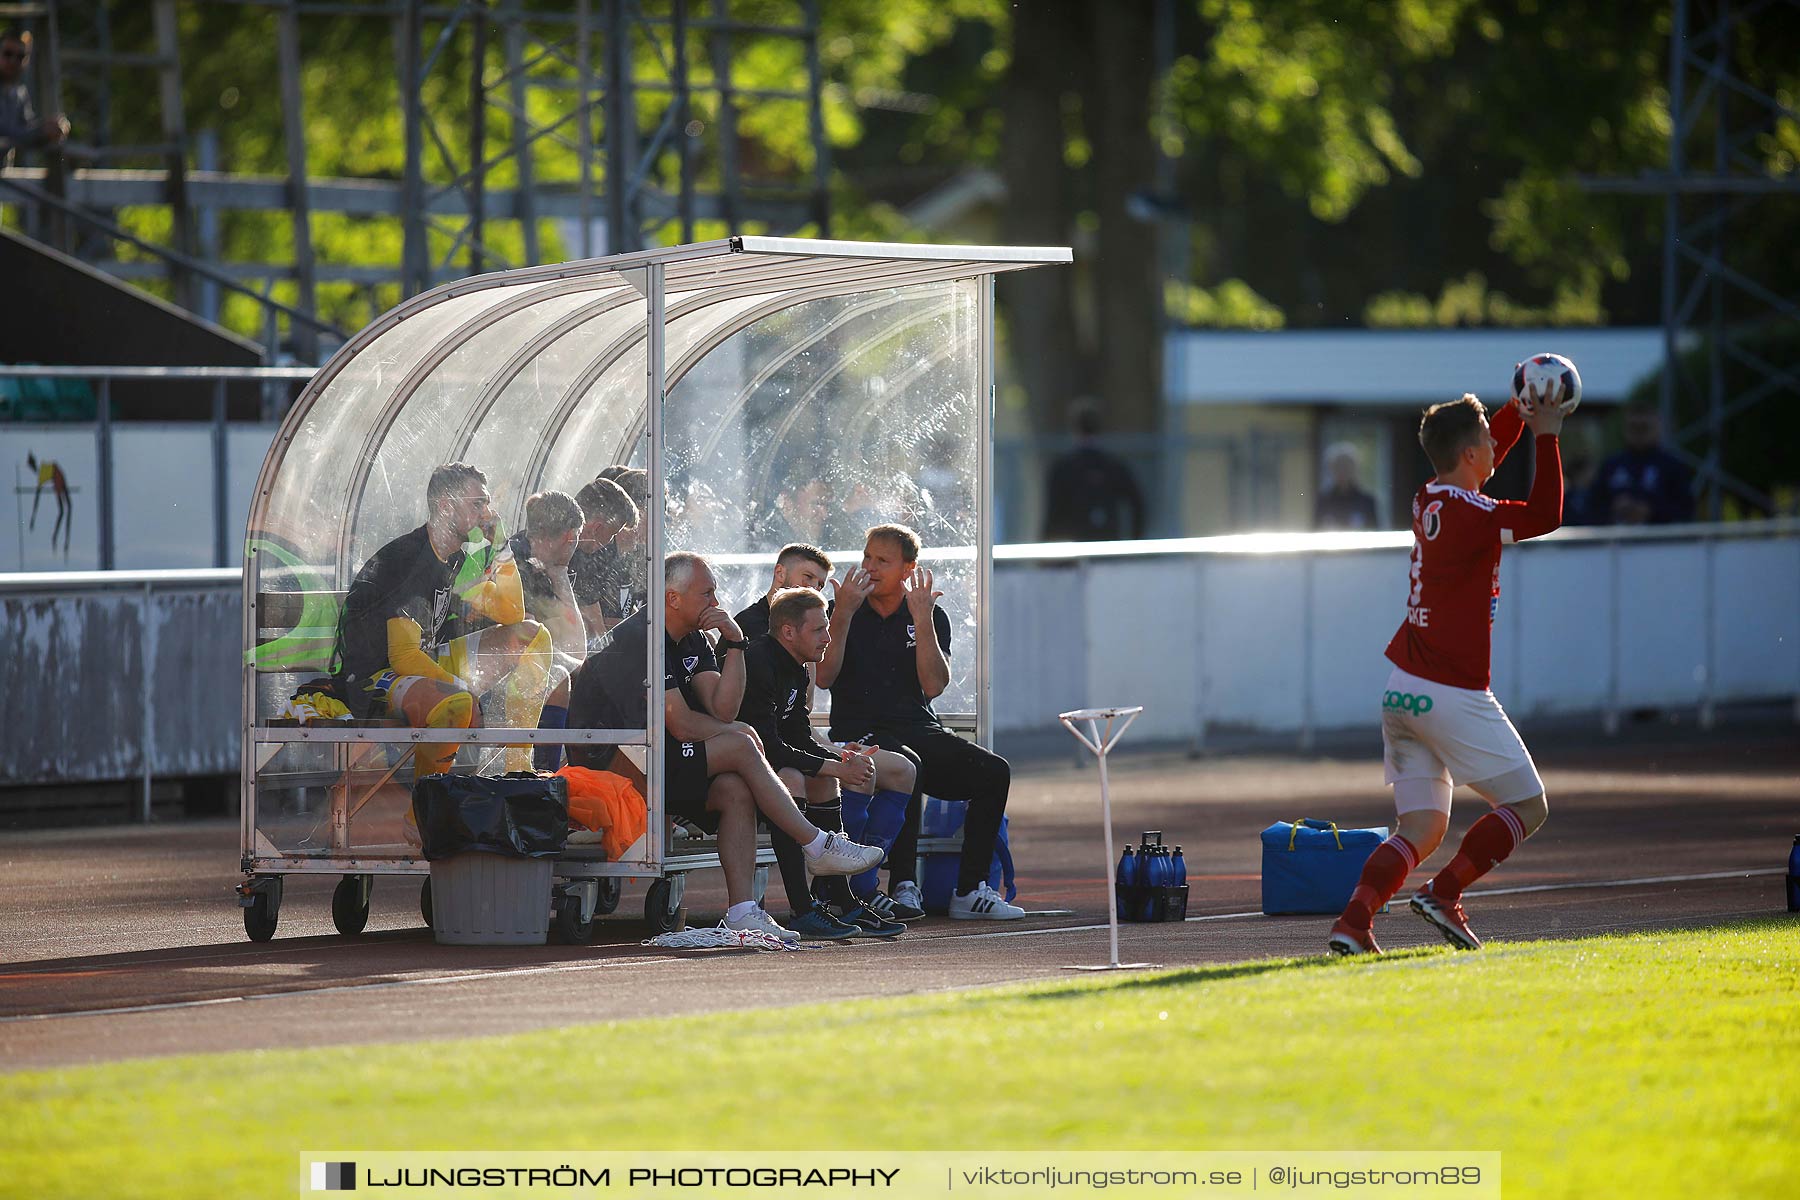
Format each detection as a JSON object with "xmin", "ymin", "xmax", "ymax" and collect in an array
[
  {"xmin": 1260, "ymin": 819, "xmax": 1389, "ymax": 915},
  {"xmin": 919, "ymin": 797, "xmax": 1015, "ymax": 914}
]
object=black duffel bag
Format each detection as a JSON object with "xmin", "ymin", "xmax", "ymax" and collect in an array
[{"xmin": 412, "ymin": 772, "xmax": 569, "ymax": 861}]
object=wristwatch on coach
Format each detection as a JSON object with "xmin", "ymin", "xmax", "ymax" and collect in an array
[{"xmin": 719, "ymin": 638, "xmax": 750, "ymax": 652}]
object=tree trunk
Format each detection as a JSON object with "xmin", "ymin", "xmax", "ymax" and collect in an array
[
  {"xmin": 997, "ymin": 0, "xmax": 1083, "ymax": 436},
  {"xmin": 1085, "ymin": 0, "xmax": 1161, "ymax": 435}
]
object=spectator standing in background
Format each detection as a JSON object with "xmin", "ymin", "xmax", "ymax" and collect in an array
[
  {"xmin": 0, "ymin": 29, "xmax": 68, "ymax": 167},
  {"xmin": 1042, "ymin": 402, "xmax": 1146, "ymax": 541},
  {"xmin": 1314, "ymin": 443, "xmax": 1381, "ymax": 531},
  {"xmin": 1590, "ymin": 407, "xmax": 1694, "ymax": 525},
  {"xmin": 1561, "ymin": 453, "xmax": 1601, "ymax": 526}
]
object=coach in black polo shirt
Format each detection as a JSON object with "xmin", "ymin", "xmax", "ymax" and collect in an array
[
  {"xmin": 566, "ymin": 551, "xmax": 884, "ymax": 940},
  {"xmin": 818, "ymin": 523, "xmax": 1024, "ymax": 919}
]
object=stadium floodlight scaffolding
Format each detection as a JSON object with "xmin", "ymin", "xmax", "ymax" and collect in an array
[{"xmin": 237, "ymin": 236, "xmax": 1071, "ymax": 942}]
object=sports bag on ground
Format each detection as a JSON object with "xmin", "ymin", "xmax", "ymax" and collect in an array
[{"xmin": 1260, "ymin": 818, "xmax": 1388, "ymax": 915}]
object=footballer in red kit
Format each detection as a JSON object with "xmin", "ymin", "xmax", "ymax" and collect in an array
[{"xmin": 1328, "ymin": 379, "xmax": 1569, "ymax": 956}]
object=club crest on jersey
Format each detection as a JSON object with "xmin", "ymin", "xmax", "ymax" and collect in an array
[
  {"xmin": 424, "ymin": 586, "xmax": 454, "ymax": 641},
  {"xmin": 906, "ymin": 624, "xmax": 916, "ymax": 647},
  {"xmin": 787, "ymin": 688, "xmax": 799, "ymax": 707},
  {"xmin": 1421, "ymin": 500, "xmax": 1444, "ymax": 541},
  {"xmin": 683, "ymin": 655, "xmax": 699, "ymax": 671}
]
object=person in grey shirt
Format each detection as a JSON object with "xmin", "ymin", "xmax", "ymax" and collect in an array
[{"xmin": 0, "ymin": 29, "xmax": 68, "ymax": 167}]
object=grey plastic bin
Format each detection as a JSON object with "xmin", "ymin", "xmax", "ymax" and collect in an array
[{"xmin": 429, "ymin": 854, "xmax": 555, "ymax": 945}]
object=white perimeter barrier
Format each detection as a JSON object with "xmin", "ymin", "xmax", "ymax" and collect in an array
[
  {"xmin": 3, "ymin": 521, "xmax": 1797, "ymax": 792},
  {"xmin": 990, "ymin": 521, "xmax": 1800, "ymax": 746}
]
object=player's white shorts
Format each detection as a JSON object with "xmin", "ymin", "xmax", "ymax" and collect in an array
[{"xmin": 1380, "ymin": 666, "xmax": 1542, "ymax": 807}]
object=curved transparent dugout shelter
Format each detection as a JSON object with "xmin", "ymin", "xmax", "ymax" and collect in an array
[{"xmin": 240, "ymin": 237, "xmax": 1070, "ymax": 894}]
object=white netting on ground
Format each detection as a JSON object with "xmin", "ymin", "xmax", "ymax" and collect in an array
[{"xmin": 642, "ymin": 927, "xmax": 817, "ymax": 951}]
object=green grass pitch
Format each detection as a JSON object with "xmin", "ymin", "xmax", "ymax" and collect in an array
[{"xmin": 3, "ymin": 916, "xmax": 1794, "ymax": 1198}]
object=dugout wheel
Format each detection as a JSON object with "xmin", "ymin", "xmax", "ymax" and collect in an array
[
  {"xmin": 593, "ymin": 876, "xmax": 622, "ymax": 915},
  {"xmin": 241, "ymin": 875, "xmax": 283, "ymax": 943},
  {"xmin": 644, "ymin": 878, "xmax": 682, "ymax": 934},
  {"xmin": 331, "ymin": 874, "xmax": 373, "ymax": 936},
  {"xmin": 419, "ymin": 878, "xmax": 433, "ymax": 930},
  {"xmin": 553, "ymin": 894, "xmax": 595, "ymax": 945}
]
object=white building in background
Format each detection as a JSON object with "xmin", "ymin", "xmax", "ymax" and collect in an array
[
  {"xmin": 999, "ymin": 326, "xmax": 1672, "ymax": 542},
  {"xmin": 6, "ymin": 328, "xmax": 1675, "ymax": 570},
  {"xmin": 1157, "ymin": 326, "xmax": 1672, "ymax": 536}
]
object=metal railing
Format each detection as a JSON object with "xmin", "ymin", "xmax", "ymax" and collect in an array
[{"xmin": 0, "ymin": 173, "xmax": 352, "ymax": 350}]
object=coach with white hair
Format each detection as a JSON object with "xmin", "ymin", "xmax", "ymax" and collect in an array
[{"xmin": 565, "ymin": 551, "xmax": 885, "ymax": 940}]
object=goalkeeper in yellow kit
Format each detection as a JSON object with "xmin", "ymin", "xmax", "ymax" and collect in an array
[{"xmin": 331, "ymin": 462, "xmax": 555, "ymax": 776}]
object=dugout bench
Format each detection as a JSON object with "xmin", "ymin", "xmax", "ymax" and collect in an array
[{"xmin": 238, "ymin": 237, "xmax": 1069, "ymax": 944}]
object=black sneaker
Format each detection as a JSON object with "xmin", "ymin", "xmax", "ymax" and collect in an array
[
  {"xmin": 887, "ymin": 880, "xmax": 927, "ymax": 921},
  {"xmin": 836, "ymin": 901, "xmax": 906, "ymax": 938}
]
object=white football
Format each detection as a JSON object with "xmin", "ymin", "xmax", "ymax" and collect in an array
[{"xmin": 1511, "ymin": 352, "xmax": 1582, "ymax": 416}]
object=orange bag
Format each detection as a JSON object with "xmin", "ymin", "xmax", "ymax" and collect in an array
[{"xmin": 554, "ymin": 764, "xmax": 648, "ymax": 861}]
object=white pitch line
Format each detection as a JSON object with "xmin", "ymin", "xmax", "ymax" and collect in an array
[
  {"xmin": 943, "ymin": 867, "xmax": 1785, "ymax": 942},
  {"xmin": 4, "ymin": 868, "xmax": 1781, "ymax": 1017},
  {"xmin": 1454, "ymin": 867, "xmax": 1781, "ymax": 897},
  {"xmin": 0, "ymin": 955, "xmax": 678, "ymax": 1024}
]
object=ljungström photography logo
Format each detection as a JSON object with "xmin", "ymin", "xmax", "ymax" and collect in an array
[{"xmin": 310, "ymin": 1161, "xmax": 356, "ymax": 1191}]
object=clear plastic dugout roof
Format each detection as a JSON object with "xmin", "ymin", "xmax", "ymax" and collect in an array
[{"xmin": 242, "ymin": 236, "xmax": 1069, "ymax": 879}]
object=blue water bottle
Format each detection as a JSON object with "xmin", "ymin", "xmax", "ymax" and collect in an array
[
  {"xmin": 1141, "ymin": 846, "xmax": 1163, "ymax": 920},
  {"xmin": 1787, "ymin": 835, "xmax": 1800, "ymax": 913},
  {"xmin": 1171, "ymin": 845, "xmax": 1187, "ymax": 888},
  {"xmin": 1116, "ymin": 846, "xmax": 1138, "ymax": 919}
]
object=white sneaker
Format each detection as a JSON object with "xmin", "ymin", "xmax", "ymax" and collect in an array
[
  {"xmin": 948, "ymin": 881, "xmax": 1025, "ymax": 920},
  {"xmin": 805, "ymin": 832, "xmax": 885, "ymax": 877},
  {"xmin": 722, "ymin": 906, "xmax": 799, "ymax": 943}
]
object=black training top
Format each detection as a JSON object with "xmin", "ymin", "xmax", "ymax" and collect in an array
[
  {"xmin": 334, "ymin": 523, "xmax": 468, "ymax": 688},
  {"xmin": 502, "ymin": 532, "xmax": 565, "ymax": 624},
  {"xmin": 737, "ymin": 593, "xmax": 833, "ymax": 643},
  {"xmin": 742, "ymin": 636, "xmax": 833, "ymax": 777},
  {"xmin": 826, "ymin": 600, "xmax": 953, "ymax": 739},
  {"xmin": 571, "ymin": 542, "xmax": 639, "ymax": 619},
  {"xmin": 734, "ymin": 595, "xmax": 771, "ymax": 643},
  {"xmin": 565, "ymin": 608, "xmax": 718, "ymax": 768}
]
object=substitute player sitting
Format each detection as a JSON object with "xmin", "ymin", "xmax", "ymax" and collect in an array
[
  {"xmin": 505, "ymin": 489, "xmax": 590, "ymax": 770},
  {"xmin": 818, "ymin": 523, "xmax": 1023, "ymax": 920},
  {"xmin": 333, "ymin": 462, "xmax": 557, "ymax": 778},
  {"xmin": 1328, "ymin": 382, "xmax": 1568, "ymax": 956},
  {"xmin": 569, "ymin": 476, "xmax": 640, "ymax": 637},
  {"xmin": 745, "ymin": 587, "xmax": 915, "ymax": 938},
  {"xmin": 735, "ymin": 542, "xmax": 833, "ymax": 642}
]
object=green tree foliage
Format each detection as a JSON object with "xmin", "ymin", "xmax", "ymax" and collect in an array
[
  {"xmin": 21, "ymin": 1, "xmax": 1800, "ymax": 383},
  {"xmin": 44, "ymin": 1, "xmax": 999, "ymax": 340}
]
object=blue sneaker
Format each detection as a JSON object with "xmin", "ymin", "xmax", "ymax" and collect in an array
[
  {"xmin": 786, "ymin": 902, "xmax": 858, "ymax": 941},
  {"xmin": 837, "ymin": 901, "xmax": 906, "ymax": 938}
]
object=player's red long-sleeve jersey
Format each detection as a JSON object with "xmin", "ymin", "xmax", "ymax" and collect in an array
[{"xmin": 1384, "ymin": 402, "xmax": 1563, "ymax": 691}]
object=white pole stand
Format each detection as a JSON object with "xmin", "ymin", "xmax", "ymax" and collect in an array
[{"xmin": 1057, "ymin": 705, "xmax": 1156, "ymax": 972}]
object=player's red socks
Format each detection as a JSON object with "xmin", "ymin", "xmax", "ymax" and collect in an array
[
  {"xmin": 1341, "ymin": 835, "xmax": 1419, "ymax": 930},
  {"xmin": 1430, "ymin": 806, "xmax": 1529, "ymax": 900}
]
